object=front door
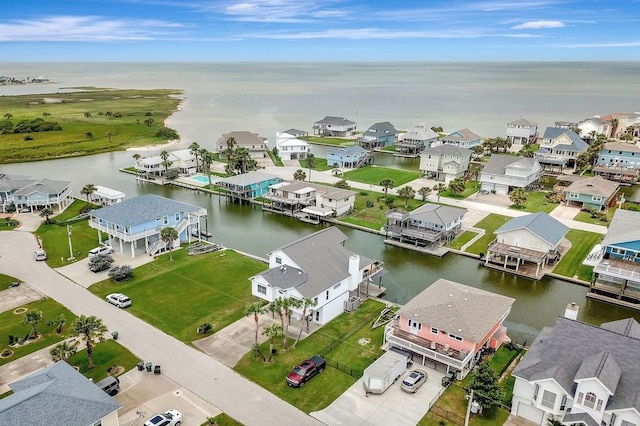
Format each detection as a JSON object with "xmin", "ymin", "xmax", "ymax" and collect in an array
[{"xmin": 409, "ymin": 319, "xmax": 422, "ymax": 335}]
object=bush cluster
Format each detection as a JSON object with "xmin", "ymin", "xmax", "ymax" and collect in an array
[
  {"xmin": 12, "ymin": 118, "xmax": 62, "ymax": 133},
  {"xmin": 108, "ymin": 265, "xmax": 133, "ymax": 282}
]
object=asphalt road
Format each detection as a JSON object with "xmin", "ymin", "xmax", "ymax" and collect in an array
[{"xmin": 0, "ymin": 231, "xmax": 321, "ymax": 426}]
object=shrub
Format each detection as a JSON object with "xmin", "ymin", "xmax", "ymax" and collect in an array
[
  {"xmin": 80, "ymin": 205, "xmax": 97, "ymax": 214},
  {"xmin": 366, "ymin": 200, "xmax": 374, "ymax": 208},
  {"xmin": 145, "ymin": 112, "xmax": 152, "ymax": 116},
  {"xmin": 197, "ymin": 323, "xmax": 213, "ymax": 334},
  {"xmin": 88, "ymin": 254, "xmax": 115, "ymax": 273},
  {"xmin": 156, "ymin": 127, "xmax": 179, "ymax": 139},
  {"xmin": 8, "ymin": 335, "xmax": 15, "ymax": 346},
  {"xmin": 166, "ymin": 169, "xmax": 180, "ymax": 180},
  {"xmin": 108, "ymin": 265, "xmax": 133, "ymax": 282},
  {"xmin": 24, "ymin": 135, "xmax": 34, "ymax": 141}
]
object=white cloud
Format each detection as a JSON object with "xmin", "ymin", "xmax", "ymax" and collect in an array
[
  {"xmin": 512, "ymin": 20, "xmax": 564, "ymax": 29},
  {"xmin": 558, "ymin": 41, "xmax": 640, "ymax": 48},
  {"xmin": 0, "ymin": 16, "xmax": 184, "ymax": 42},
  {"xmin": 219, "ymin": 0, "xmax": 350, "ymax": 23}
]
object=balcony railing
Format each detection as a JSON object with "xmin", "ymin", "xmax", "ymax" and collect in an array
[{"xmin": 594, "ymin": 261, "xmax": 640, "ymax": 281}]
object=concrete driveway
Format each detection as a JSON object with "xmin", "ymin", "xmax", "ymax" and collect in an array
[
  {"xmin": 311, "ymin": 359, "xmax": 445, "ymax": 426},
  {"xmin": 0, "ymin": 230, "xmax": 321, "ymax": 426}
]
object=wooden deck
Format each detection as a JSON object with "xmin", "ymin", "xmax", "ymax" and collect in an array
[{"xmin": 383, "ymin": 239, "xmax": 449, "ymax": 257}]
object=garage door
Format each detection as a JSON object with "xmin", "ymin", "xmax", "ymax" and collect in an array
[
  {"xmin": 481, "ymin": 183, "xmax": 494, "ymax": 192},
  {"xmin": 516, "ymin": 402, "xmax": 544, "ymax": 425},
  {"xmin": 494, "ymin": 184, "xmax": 509, "ymax": 195}
]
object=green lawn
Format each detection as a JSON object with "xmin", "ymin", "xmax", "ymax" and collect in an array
[
  {"xmin": 0, "ymin": 219, "xmax": 19, "ymax": 230},
  {"xmin": 342, "ymin": 166, "xmax": 420, "ymax": 186},
  {"xmin": 440, "ymin": 181, "xmax": 481, "ymax": 200},
  {"xmin": 35, "ymin": 200, "xmax": 109, "ymax": 268},
  {"xmin": 465, "ymin": 214, "xmax": 511, "ymax": 255},
  {"xmin": 339, "ymin": 190, "xmax": 425, "ymax": 230},
  {"xmin": 553, "ymin": 229, "xmax": 602, "ymax": 281},
  {"xmin": 509, "ymin": 191, "xmax": 559, "ymax": 213},
  {"xmin": 449, "ymin": 231, "xmax": 479, "ymax": 250},
  {"xmin": 301, "ymin": 136, "xmax": 355, "ymax": 146},
  {"xmin": 0, "ymin": 88, "xmax": 181, "ymax": 163},
  {"xmin": 200, "ymin": 413, "xmax": 244, "ymax": 426},
  {"xmin": 234, "ymin": 299, "xmax": 385, "ymax": 413},
  {"xmin": 299, "ymin": 158, "xmax": 332, "ymax": 171},
  {"xmin": 89, "ymin": 249, "xmax": 266, "ymax": 342},
  {"xmin": 0, "ymin": 298, "xmax": 77, "ymax": 366},
  {"xmin": 380, "ymin": 145, "xmax": 396, "ymax": 152},
  {"xmin": 0, "ymin": 274, "xmax": 18, "ymax": 287},
  {"xmin": 267, "ymin": 150, "xmax": 284, "ymax": 167},
  {"xmin": 67, "ymin": 339, "xmax": 140, "ymax": 382},
  {"xmin": 573, "ymin": 207, "xmax": 616, "ymax": 225}
]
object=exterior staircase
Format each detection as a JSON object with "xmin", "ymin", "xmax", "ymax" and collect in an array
[{"xmin": 147, "ymin": 218, "xmax": 190, "ymax": 256}]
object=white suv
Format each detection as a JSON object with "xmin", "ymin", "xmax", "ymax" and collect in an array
[
  {"xmin": 106, "ymin": 293, "xmax": 132, "ymax": 308},
  {"xmin": 144, "ymin": 409, "xmax": 182, "ymax": 426},
  {"xmin": 89, "ymin": 245, "xmax": 114, "ymax": 257}
]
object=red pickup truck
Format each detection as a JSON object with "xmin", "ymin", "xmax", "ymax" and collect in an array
[{"xmin": 286, "ymin": 355, "xmax": 326, "ymax": 387}]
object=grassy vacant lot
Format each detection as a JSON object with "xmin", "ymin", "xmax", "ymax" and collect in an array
[
  {"xmin": 441, "ymin": 181, "xmax": 481, "ymax": 200},
  {"xmin": 89, "ymin": 249, "xmax": 265, "ymax": 343},
  {"xmin": 0, "ymin": 88, "xmax": 182, "ymax": 163},
  {"xmin": 299, "ymin": 157, "xmax": 332, "ymax": 171},
  {"xmin": 0, "ymin": 298, "xmax": 77, "ymax": 366},
  {"xmin": 509, "ymin": 191, "xmax": 558, "ymax": 214},
  {"xmin": 449, "ymin": 231, "xmax": 479, "ymax": 251},
  {"xmin": 419, "ymin": 345, "xmax": 520, "ymax": 426},
  {"xmin": 339, "ymin": 190, "xmax": 425, "ymax": 230},
  {"xmin": 553, "ymin": 229, "xmax": 602, "ymax": 281},
  {"xmin": 36, "ymin": 199, "xmax": 109, "ymax": 268},
  {"xmin": 68, "ymin": 339, "xmax": 139, "ymax": 382},
  {"xmin": 301, "ymin": 136, "xmax": 355, "ymax": 146},
  {"xmin": 465, "ymin": 214, "xmax": 511, "ymax": 255},
  {"xmin": 343, "ymin": 165, "xmax": 420, "ymax": 187},
  {"xmin": 234, "ymin": 299, "xmax": 385, "ymax": 413}
]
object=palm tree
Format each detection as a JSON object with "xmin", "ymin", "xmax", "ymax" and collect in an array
[
  {"xmin": 189, "ymin": 141, "xmax": 201, "ymax": 171},
  {"xmin": 306, "ymin": 153, "xmax": 317, "ymax": 182},
  {"xmin": 379, "ymin": 178, "xmax": 394, "ymax": 196},
  {"xmin": 293, "ymin": 169, "xmax": 306, "ymax": 181},
  {"xmin": 47, "ymin": 314, "xmax": 67, "ymax": 334},
  {"xmin": 509, "ymin": 187, "xmax": 528, "ymax": 208},
  {"xmin": 223, "ymin": 137, "xmax": 237, "ymax": 174},
  {"xmin": 448, "ymin": 178, "xmax": 466, "ymax": 196},
  {"xmin": 271, "ymin": 298, "xmax": 286, "ymax": 335},
  {"xmin": 144, "ymin": 117, "xmax": 154, "ymax": 126},
  {"xmin": 200, "ymin": 148, "xmax": 214, "ymax": 186},
  {"xmin": 468, "ymin": 163, "xmax": 482, "ymax": 181},
  {"xmin": 39, "ymin": 207, "xmax": 53, "ymax": 224},
  {"xmin": 244, "ymin": 301, "xmax": 265, "ymax": 347},
  {"xmin": 50, "ymin": 341, "xmax": 78, "ymax": 362},
  {"xmin": 73, "ymin": 315, "xmax": 107, "ymax": 369},
  {"xmin": 106, "ymin": 131, "xmax": 112, "ymax": 143},
  {"xmin": 159, "ymin": 150, "xmax": 172, "ymax": 175},
  {"xmin": 434, "ymin": 183, "xmax": 446, "ymax": 202},
  {"xmin": 262, "ymin": 324, "xmax": 283, "ymax": 362},
  {"xmin": 472, "ymin": 144, "xmax": 485, "ymax": 160},
  {"xmin": 293, "ymin": 297, "xmax": 317, "ymax": 348},
  {"xmin": 80, "ymin": 184, "xmax": 97, "ymax": 203},
  {"xmin": 417, "ymin": 186, "xmax": 432, "ymax": 201},
  {"xmin": 160, "ymin": 227, "xmax": 179, "ymax": 260},
  {"xmin": 24, "ymin": 311, "xmax": 43, "ymax": 339},
  {"xmin": 397, "ymin": 186, "xmax": 416, "ymax": 208}
]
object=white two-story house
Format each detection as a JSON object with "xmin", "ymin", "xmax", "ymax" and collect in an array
[
  {"xmin": 480, "ymin": 154, "xmax": 542, "ymax": 195},
  {"xmin": 420, "ymin": 144, "xmax": 472, "ymax": 183},
  {"xmin": 512, "ymin": 310, "xmax": 640, "ymax": 426},
  {"xmin": 506, "ymin": 118, "xmax": 538, "ymax": 146},
  {"xmin": 275, "ymin": 131, "xmax": 309, "ymax": 161},
  {"xmin": 250, "ymin": 227, "xmax": 384, "ymax": 325}
]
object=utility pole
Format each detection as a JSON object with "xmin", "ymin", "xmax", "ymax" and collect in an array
[
  {"xmin": 67, "ymin": 225, "xmax": 75, "ymax": 261},
  {"xmin": 464, "ymin": 389, "xmax": 474, "ymax": 426}
]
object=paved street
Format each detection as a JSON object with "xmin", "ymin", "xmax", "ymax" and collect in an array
[{"xmin": 0, "ymin": 230, "xmax": 321, "ymax": 426}]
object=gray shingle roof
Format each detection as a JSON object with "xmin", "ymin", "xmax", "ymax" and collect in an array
[
  {"xmin": 401, "ymin": 122, "xmax": 438, "ymax": 141},
  {"xmin": 363, "ymin": 121, "xmax": 398, "ymax": 137},
  {"xmin": 0, "ymin": 361, "xmax": 121, "ymax": 426},
  {"xmin": 397, "ymin": 278, "xmax": 514, "ymax": 342},
  {"xmin": 269, "ymin": 227, "xmax": 377, "ymax": 298},
  {"xmin": 315, "ymin": 116, "xmax": 356, "ymax": 126},
  {"xmin": 439, "ymin": 128, "xmax": 481, "ymax": 143},
  {"xmin": 542, "ymin": 127, "xmax": 588, "ymax": 152},
  {"xmin": 89, "ymin": 194, "xmax": 204, "ymax": 227},
  {"xmin": 281, "ymin": 129, "xmax": 308, "ymax": 137},
  {"xmin": 409, "ymin": 203, "xmax": 467, "ymax": 226},
  {"xmin": 422, "ymin": 144, "xmax": 472, "ymax": 157},
  {"xmin": 482, "ymin": 154, "xmax": 538, "ymax": 176},
  {"xmin": 565, "ymin": 175, "xmax": 619, "ymax": 198},
  {"xmin": 495, "ymin": 212, "xmax": 569, "ymax": 246},
  {"xmin": 512, "ymin": 316, "xmax": 640, "ymax": 411},
  {"xmin": 218, "ymin": 131, "xmax": 266, "ymax": 147},
  {"xmin": 601, "ymin": 209, "xmax": 640, "ymax": 247},
  {"xmin": 575, "ymin": 351, "xmax": 621, "ymax": 394},
  {"xmin": 508, "ymin": 118, "xmax": 537, "ymax": 126},
  {"xmin": 12, "ymin": 178, "xmax": 70, "ymax": 196},
  {"xmin": 218, "ymin": 171, "xmax": 279, "ymax": 187},
  {"xmin": 602, "ymin": 141, "xmax": 640, "ymax": 153},
  {"xmin": 327, "ymin": 146, "xmax": 368, "ymax": 156}
]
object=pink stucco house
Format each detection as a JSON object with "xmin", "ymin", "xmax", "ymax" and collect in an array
[{"xmin": 384, "ymin": 278, "xmax": 515, "ymax": 379}]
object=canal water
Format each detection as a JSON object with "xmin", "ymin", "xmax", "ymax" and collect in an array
[{"xmin": 2, "ymin": 150, "xmax": 640, "ymax": 345}]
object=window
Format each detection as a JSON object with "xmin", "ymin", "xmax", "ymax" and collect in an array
[
  {"xmin": 541, "ymin": 390, "xmax": 556, "ymax": 409},
  {"xmin": 560, "ymin": 394, "xmax": 567, "ymax": 410},
  {"xmin": 596, "ymin": 399, "xmax": 603, "ymax": 411},
  {"xmin": 592, "ymin": 195, "xmax": 604, "ymax": 202},
  {"xmin": 333, "ymin": 283, "xmax": 341, "ymax": 289},
  {"xmin": 326, "ymin": 290, "xmax": 330, "ymax": 300},
  {"xmin": 257, "ymin": 285, "xmax": 267, "ymax": 294},
  {"xmin": 534, "ymin": 384, "xmax": 539, "ymax": 401},
  {"xmin": 449, "ymin": 333, "xmax": 463, "ymax": 342},
  {"xmin": 431, "ymin": 327, "xmax": 438, "ymax": 335},
  {"xmin": 621, "ymin": 421, "xmax": 637, "ymax": 426},
  {"xmin": 175, "ymin": 212, "xmax": 180, "ymax": 221},
  {"xmin": 577, "ymin": 391, "xmax": 584, "ymax": 403},
  {"xmin": 163, "ymin": 216, "xmax": 168, "ymax": 225},
  {"xmin": 609, "ymin": 414, "xmax": 617, "ymax": 426},
  {"xmin": 584, "ymin": 392, "xmax": 597, "ymax": 409},
  {"xmin": 275, "ymin": 257, "xmax": 282, "ymax": 265}
]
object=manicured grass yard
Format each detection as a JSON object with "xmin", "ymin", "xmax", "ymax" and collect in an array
[
  {"xmin": 449, "ymin": 231, "xmax": 479, "ymax": 250},
  {"xmin": 0, "ymin": 298, "xmax": 77, "ymax": 366},
  {"xmin": 440, "ymin": 181, "xmax": 481, "ymax": 200},
  {"xmin": 553, "ymin": 229, "xmax": 602, "ymax": 281},
  {"xmin": 0, "ymin": 219, "xmax": 19, "ymax": 230},
  {"xmin": 299, "ymin": 157, "xmax": 332, "ymax": 171},
  {"xmin": 573, "ymin": 207, "xmax": 616, "ymax": 225},
  {"xmin": 89, "ymin": 249, "xmax": 266, "ymax": 343},
  {"xmin": 0, "ymin": 274, "xmax": 18, "ymax": 287},
  {"xmin": 234, "ymin": 299, "xmax": 386, "ymax": 413},
  {"xmin": 465, "ymin": 214, "xmax": 511, "ymax": 255},
  {"xmin": 36, "ymin": 199, "xmax": 109, "ymax": 268},
  {"xmin": 342, "ymin": 165, "xmax": 420, "ymax": 187},
  {"xmin": 509, "ymin": 191, "xmax": 558, "ymax": 214},
  {"xmin": 67, "ymin": 339, "xmax": 140, "ymax": 382},
  {"xmin": 0, "ymin": 88, "xmax": 181, "ymax": 163},
  {"xmin": 339, "ymin": 190, "xmax": 425, "ymax": 230},
  {"xmin": 302, "ymin": 136, "xmax": 355, "ymax": 146},
  {"xmin": 200, "ymin": 413, "xmax": 243, "ymax": 426}
]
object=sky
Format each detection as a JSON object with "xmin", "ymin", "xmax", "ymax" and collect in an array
[{"xmin": 2, "ymin": 0, "xmax": 640, "ymax": 62}]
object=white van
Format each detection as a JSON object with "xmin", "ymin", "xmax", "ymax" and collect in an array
[{"xmin": 88, "ymin": 245, "xmax": 114, "ymax": 257}]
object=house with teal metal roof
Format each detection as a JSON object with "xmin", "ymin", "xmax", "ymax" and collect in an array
[{"xmin": 216, "ymin": 170, "xmax": 280, "ymax": 200}]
